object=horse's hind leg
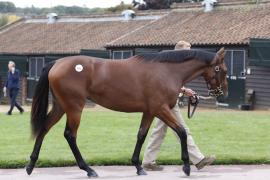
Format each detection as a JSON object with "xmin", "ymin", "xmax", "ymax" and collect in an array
[
  {"xmin": 131, "ymin": 113, "xmax": 154, "ymax": 175},
  {"xmin": 64, "ymin": 110, "xmax": 98, "ymax": 177},
  {"xmin": 26, "ymin": 101, "xmax": 64, "ymax": 175},
  {"xmin": 156, "ymin": 105, "xmax": 190, "ymax": 176}
]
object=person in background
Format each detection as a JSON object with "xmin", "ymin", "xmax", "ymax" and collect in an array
[
  {"xmin": 3, "ymin": 61, "xmax": 24, "ymax": 115},
  {"xmin": 142, "ymin": 41, "xmax": 215, "ymax": 171}
]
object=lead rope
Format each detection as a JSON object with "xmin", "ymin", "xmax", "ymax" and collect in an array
[
  {"xmin": 187, "ymin": 95, "xmax": 199, "ymax": 119},
  {"xmin": 187, "ymin": 95, "xmax": 214, "ymax": 119}
]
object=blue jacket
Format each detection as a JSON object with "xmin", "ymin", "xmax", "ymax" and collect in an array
[{"xmin": 5, "ymin": 69, "xmax": 20, "ymax": 89}]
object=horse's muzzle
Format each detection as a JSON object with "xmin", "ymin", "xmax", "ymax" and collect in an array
[
  {"xmin": 208, "ymin": 86, "xmax": 223, "ymax": 98},
  {"xmin": 208, "ymin": 86, "xmax": 227, "ymax": 103}
]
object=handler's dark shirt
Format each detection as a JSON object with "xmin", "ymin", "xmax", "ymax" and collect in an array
[{"xmin": 5, "ymin": 69, "xmax": 20, "ymax": 89}]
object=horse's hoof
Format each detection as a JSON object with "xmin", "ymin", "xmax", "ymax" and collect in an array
[
  {"xmin": 87, "ymin": 170, "xmax": 98, "ymax": 178},
  {"xmin": 182, "ymin": 164, "xmax": 191, "ymax": 176},
  {"xmin": 26, "ymin": 164, "xmax": 34, "ymax": 175},
  {"xmin": 137, "ymin": 169, "xmax": 147, "ymax": 176}
]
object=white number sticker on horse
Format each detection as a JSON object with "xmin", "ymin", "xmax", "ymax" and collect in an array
[{"xmin": 75, "ymin": 64, "xmax": 83, "ymax": 72}]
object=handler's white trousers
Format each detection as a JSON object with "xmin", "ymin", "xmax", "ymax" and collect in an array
[{"xmin": 142, "ymin": 103, "xmax": 204, "ymax": 165}]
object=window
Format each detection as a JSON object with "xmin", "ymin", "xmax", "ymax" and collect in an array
[
  {"xmin": 123, "ymin": 51, "xmax": 132, "ymax": 59},
  {"xmin": 224, "ymin": 50, "xmax": 245, "ymax": 77},
  {"xmin": 28, "ymin": 57, "xmax": 45, "ymax": 78},
  {"xmin": 113, "ymin": 51, "xmax": 133, "ymax": 59},
  {"xmin": 113, "ymin": 51, "xmax": 122, "ymax": 59}
]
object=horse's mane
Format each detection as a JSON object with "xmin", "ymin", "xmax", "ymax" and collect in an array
[{"xmin": 135, "ymin": 49, "xmax": 216, "ymax": 64}]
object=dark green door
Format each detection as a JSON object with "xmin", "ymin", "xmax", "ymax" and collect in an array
[
  {"xmin": 221, "ymin": 50, "xmax": 246, "ymax": 108},
  {"xmin": 226, "ymin": 77, "xmax": 245, "ymax": 108}
]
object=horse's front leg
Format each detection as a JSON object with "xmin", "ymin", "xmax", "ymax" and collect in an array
[
  {"xmin": 157, "ymin": 104, "xmax": 190, "ymax": 176},
  {"xmin": 131, "ymin": 113, "xmax": 154, "ymax": 175}
]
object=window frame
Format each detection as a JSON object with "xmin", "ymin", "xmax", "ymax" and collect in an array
[
  {"xmin": 28, "ymin": 57, "xmax": 45, "ymax": 79},
  {"xmin": 112, "ymin": 50, "xmax": 133, "ymax": 60},
  {"xmin": 224, "ymin": 49, "xmax": 246, "ymax": 77}
]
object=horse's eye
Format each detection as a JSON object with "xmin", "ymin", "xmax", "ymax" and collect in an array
[{"xmin": 215, "ymin": 66, "xmax": 220, "ymax": 72}]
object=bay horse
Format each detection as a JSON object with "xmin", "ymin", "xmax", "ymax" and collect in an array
[{"xmin": 26, "ymin": 48, "xmax": 227, "ymax": 177}]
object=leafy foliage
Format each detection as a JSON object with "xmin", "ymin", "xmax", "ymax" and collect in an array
[
  {"xmin": 0, "ymin": 1, "xmax": 16, "ymax": 13},
  {"xmin": 0, "ymin": 1, "xmax": 133, "ymax": 15},
  {"xmin": 0, "ymin": 14, "xmax": 20, "ymax": 27},
  {"xmin": 0, "ymin": 15, "xmax": 8, "ymax": 27},
  {"xmin": 106, "ymin": 2, "xmax": 133, "ymax": 13}
]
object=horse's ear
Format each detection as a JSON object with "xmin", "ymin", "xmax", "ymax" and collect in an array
[
  {"xmin": 212, "ymin": 47, "xmax": 226, "ymax": 65},
  {"xmin": 217, "ymin": 47, "xmax": 226, "ymax": 60}
]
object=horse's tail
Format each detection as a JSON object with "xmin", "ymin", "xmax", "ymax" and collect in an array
[{"xmin": 31, "ymin": 62, "xmax": 55, "ymax": 138}]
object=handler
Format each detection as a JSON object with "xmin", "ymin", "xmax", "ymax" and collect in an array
[
  {"xmin": 142, "ymin": 41, "xmax": 215, "ymax": 171},
  {"xmin": 3, "ymin": 61, "xmax": 24, "ymax": 115}
]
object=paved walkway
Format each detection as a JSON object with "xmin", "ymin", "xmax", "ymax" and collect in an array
[{"xmin": 1, "ymin": 165, "xmax": 270, "ymax": 180}]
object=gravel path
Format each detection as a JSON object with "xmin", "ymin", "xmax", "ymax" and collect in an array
[{"xmin": 1, "ymin": 165, "xmax": 270, "ymax": 180}]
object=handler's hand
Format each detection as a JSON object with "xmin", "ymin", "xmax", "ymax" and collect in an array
[
  {"xmin": 11, "ymin": 67, "xmax": 15, "ymax": 74},
  {"xmin": 184, "ymin": 88, "xmax": 196, "ymax": 97},
  {"xmin": 3, "ymin": 87, "xmax": 7, "ymax": 97}
]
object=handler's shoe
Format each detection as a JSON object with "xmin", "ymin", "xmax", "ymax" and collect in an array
[
  {"xmin": 143, "ymin": 163, "xmax": 164, "ymax": 171},
  {"xmin": 20, "ymin": 109, "xmax": 24, "ymax": 114},
  {"xmin": 195, "ymin": 155, "xmax": 216, "ymax": 170}
]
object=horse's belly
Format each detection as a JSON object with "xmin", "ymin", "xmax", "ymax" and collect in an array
[{"xmin": 88, "ymin": 92, "xmax": 146, "ymax": 113}]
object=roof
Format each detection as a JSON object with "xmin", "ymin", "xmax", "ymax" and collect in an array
[
  {"xmin": 171, "ymin": 0, "xmax": 270, "ymax": 9},
  {"xmin": 106, "ymin": 5, "xmax": 270, "ymax": 48},
  {"xmin": 0, "ymin": 14, "xmax": 163, "ymax": 55}
]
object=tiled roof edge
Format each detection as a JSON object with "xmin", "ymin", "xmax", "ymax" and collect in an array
[{"xmin": 106, "ymin": 42, "xmax": 249, "ymax": 48}]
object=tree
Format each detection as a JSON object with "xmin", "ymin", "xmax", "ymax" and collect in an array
[
  {"xmin": 52, "ymin": 5, "xmax": 67, "ymax": 15},
  {"xmin": 64, "ymin": 6, "xmax": 90, "ymax": 15},
  {"xmin": 144, "ymin": 0, "xmax": 172, "ymax": 9},
  {"xmin": 0, "ymin": 15, "xmax": 8, "ymax": 27},
  {"xmin": 134, "ymin": 0, "xmax": 172, "ymax": 10},
  {"xmin": 106, "ymin": 3, "xmax": 133, "ymax": 13},
  {"xmin": 134, "ymin": 0, "xmax": 205, "ymax": 10},
  {"xmin": 0, "ymin": 1, "xmax": 16, "ymax": 13},
  {"xmin": 0, "ymin": 1, "xmax": 133, "ymax": 16}
]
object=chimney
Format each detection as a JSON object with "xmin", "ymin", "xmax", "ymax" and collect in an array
[
  {"xmin": 46, "ymin": 13, "xmax": 58, "ymax": 24},
  {"xmin": 121, "ymin": 10, "xmax": 136, "ymax": 21},
  {"xmin": 202, "ymin": 0, "xmax": 217, "ymax": 12}
]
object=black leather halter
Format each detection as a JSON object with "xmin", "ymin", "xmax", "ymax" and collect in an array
[
  {"xmin": 187, "ymin": 65, "xmax": 224, "ymax": 119},
  {"xmin": 206, "ymin": 65, "xmax": 224, "ymax": 97}
]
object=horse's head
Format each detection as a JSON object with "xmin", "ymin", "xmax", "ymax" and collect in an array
[{"xmin": 202, "ymin": 48, "xmax": 228, "ymax": 102}]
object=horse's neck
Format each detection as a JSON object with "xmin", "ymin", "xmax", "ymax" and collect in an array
[{"xmin": 166, "ymin": 59, "xmax": 206, "ymax": 87}]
